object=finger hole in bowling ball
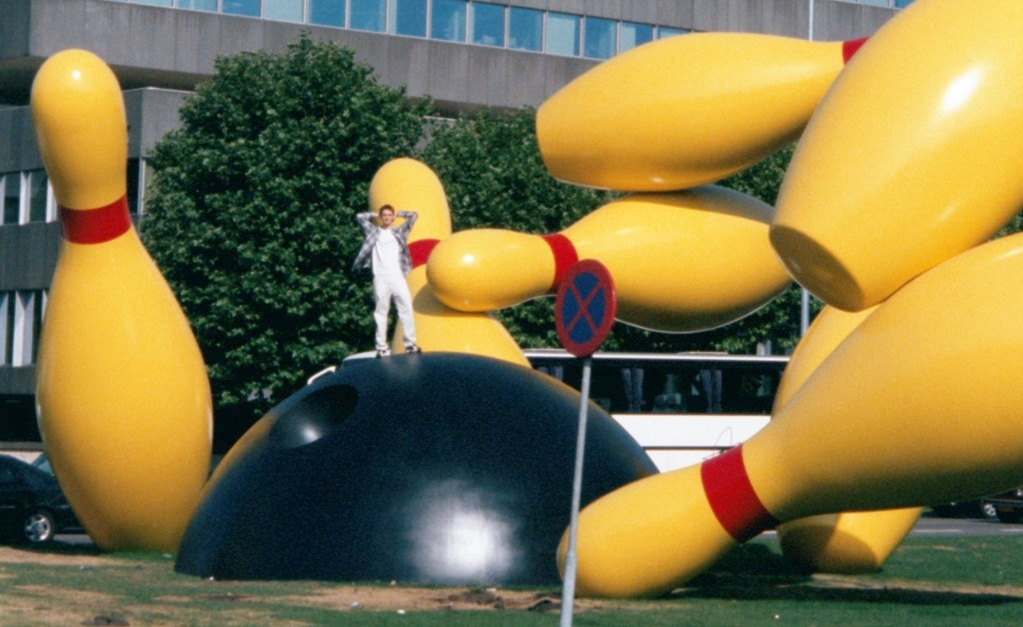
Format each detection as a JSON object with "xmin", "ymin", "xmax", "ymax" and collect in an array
[{"xmin": 268, "ymin": 384, "xmax": 357, "ymax": 449}]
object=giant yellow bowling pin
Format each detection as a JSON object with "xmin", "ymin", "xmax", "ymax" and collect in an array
[
  {"xmin": 772, "ymin": 0, "xmax": 1023, "ymax": 311},
  {"xmin": 537, "ymin": 33, "xmax": 866, "ymax": 191},
  {"xmin": 427, "ymin": 187, "xmax": 791, "ymax": 333},
  {"xmin": 369, "ymin": 158, "xmax": 528, "ymax": 365},
  {"xmin": 773, "ymin": 306, "xmax": 923, "ymax": 574},
  {"xmin": 562, "ymin": 230, "xmax": 1023, "ymax": 597},
  {"xmin": 32, "ymin": 50, "xmax": 212, "ymax": 552}
]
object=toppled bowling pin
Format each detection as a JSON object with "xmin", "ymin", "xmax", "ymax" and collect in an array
[
  {"xmin": 537, "ymin": 33, "xmax": 865, "ymax": 191},
  {"xmin": 772, "ymin": 0, "xmax": 1023, "ymax": 311},
  {"xmin": 562, "ymin": 229, "xmax": 1023, "ymax": 597},
  {"xmin": 427, "ymin": 187, "xmax": 791, "ymax": 333},
  {"xmin": 773, "ymin": 305, "xmax": 922, "ymax": 574},
  {"xmin": 369, "ymin": 158, "xmax": 528, "ymax": 365},
  {"xmin": 33, "ymin": 49, "xmax": 212, "ymax": 552}
]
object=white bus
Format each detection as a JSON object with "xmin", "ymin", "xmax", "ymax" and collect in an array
[{"xmin": 524, "ymin": 349, "xmax": 789, "ymax": 472}]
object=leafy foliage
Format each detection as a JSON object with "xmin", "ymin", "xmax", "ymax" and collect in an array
[{"xmin": 141, "ymin": 36, "xmax": 430, "ymax": 447}]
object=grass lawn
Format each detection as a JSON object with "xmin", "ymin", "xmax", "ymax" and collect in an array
[{"xmin": 1, "ymin": 532, "xmax": 1022, "ymax": 626}]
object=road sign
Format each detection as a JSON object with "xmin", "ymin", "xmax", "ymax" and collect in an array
[
  {"xmin": 555, "ymin": 259, "xmax": 616, "ymax": 627},
  {"xmin": 555, "ymin": 259, "xmax": 617, "ymax": 358}
]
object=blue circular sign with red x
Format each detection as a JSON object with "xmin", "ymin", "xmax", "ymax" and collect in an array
[{"xmin": 555, "ymin": 259, "xmax": 617, "ymax": 357}]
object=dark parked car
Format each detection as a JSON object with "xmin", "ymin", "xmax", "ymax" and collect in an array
[
  {"xmin": 984, "ymin": 487, "xmax": 1023, "ymax": 524},
  {"xmin": 931, "ymin": 487, "xmax": 1023, "ymax": 524},
  {"xmin": 0, "ymin": 454, "xmax": 81, "ymax": 544},
  {"xmin": 931, "ymin": 497, "xmax": 998, "ymax": 521}
]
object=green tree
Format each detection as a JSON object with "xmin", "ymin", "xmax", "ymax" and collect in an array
[
  {"xmin": 422, "ymin": 113, "xmax": 813, "ymax": 354},
  {"xmin": 141, "ymin": 36, "xmax": 430, "ymax": 448}
]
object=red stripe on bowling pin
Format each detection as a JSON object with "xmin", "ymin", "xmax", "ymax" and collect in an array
[
  {"xmin": 842, "ymin": 37, "xmax": 869, "ymax": 63},
  {"xmin": 59, "ymin": 196, "xmax": 132, "ymax": 244},
  {"xmin": 542, "ymin": 233, "xmax": 579, "ymax": 292},
  {"xmin": 410, "ymin": 239, "xmax": 440, "ymax": 269},
  {"xmin": 701, "ymin": 445, "xmax": 779, "ymax": 542}
]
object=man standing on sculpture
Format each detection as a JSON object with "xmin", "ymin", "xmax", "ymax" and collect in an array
[{"xmin": 353, "ymin": 204, "xmax": 421, "ymax": 357}]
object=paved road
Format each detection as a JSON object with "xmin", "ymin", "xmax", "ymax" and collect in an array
[
  {"xmin": 749, "ymin": 514, "xmax": 1023, "ymax": 540},
  {"xmin": 910, "ymin": 514, "xmax": 1023, "ymax": 537}
]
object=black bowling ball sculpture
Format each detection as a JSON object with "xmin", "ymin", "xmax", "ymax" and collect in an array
[{"xmin": 176, "ymin": 352, "xmax": 656, "ymax": 585}]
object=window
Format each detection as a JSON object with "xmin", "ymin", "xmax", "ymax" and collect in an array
[
  {"xmin": 508, "ymin": 7, "xmax": 542, "ymax": 52},
  {"xmin": 265, "ymin": 0, "xmax": 304, "ymax": 22},
  {"xmin": 2, "ymin": 173, "xmax": 19, "ymax": 225},
  {"xmin": 390, "ymin": 0, "xmax": 427, "ymax": 37},
  {"xmin": 350, "ymin": 0, "xmax": 386, "ymax": 31},
  {"xmin": 583, "ymin": 16, "xmax": 616, "ymax": 59},
  {"xmin": 309, "ymin": 0, "xmax": 347, "ymax": 27},
  {"xmin": 470, "ymin": 2, "xmax": 504, "ymax": 47},
  {"xmin": 133, "ymin": 0, "xmax": 172, "ymax": 6},
  {"xmin": 546, "ymin": 12, "xmax": 580, "ymax": 57},
  {"xmin": 177, "ymin": 0, "xmax": 217, "ymax": 11},
  {"xmin": 27, "ymin": 170, "xmax": 50, "ymax": 223},
  {"xmin": 0, "ymin": 293, "xmax": 9, "ymax": 366},
  {"xmin": 620, "ymin": 21, "xmax": 653, "ymax": 52},
  {"xmin": 525, "ymin": 352, "xmax": 784, "ymax": 416},
  {"xmin": 222, "ymin": 0, "xmax": 261, "ymax": 17},
  {"xmin": 657, "ymin": 26, "xmax": 688, "ymax": 39},
  {"xmin": 431, "ymin": 0, "xmax": 467, "ymax": 42},
  {"xmin": 11, "ymin": 291, "xmax": 41, "ymax": 367},
  {"xmin": 127, "ymin": 159, "xmax": 141, "ymax": 215}
]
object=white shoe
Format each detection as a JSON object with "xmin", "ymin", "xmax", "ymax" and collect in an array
[{"xmin": 375, "ymin": 346, "xmax": 391, "ymax": 358}]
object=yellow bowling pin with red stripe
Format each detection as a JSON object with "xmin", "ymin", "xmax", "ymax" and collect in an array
[
  {"xmin": 369, "ymin": 158, "xmax": 528, "ymax": 365},
  {"xmin": 32, "ymin": 49, "xmax": 212, "ymax": 552},
  {"xmin": 562, "ymin": 229, "xmax": 1023, "ymax": 597},
  {"xmin": 772, "ymin": 0, "xmax": 1023, "ymax": 311},
  {"xmin": 537, "ymin": 33, "xmax": 866, "ymax": 191},
  {"xmin": 427, "ymin": 186, "xmax": 791, "ymax": 333},
  {"xmin": 773, "ymin": 306, "xmax": 922, "ymax": 574}
]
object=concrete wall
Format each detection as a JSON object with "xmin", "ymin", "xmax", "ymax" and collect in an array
[{"xmin": 1, "ymin": 0, "xmax": 896, "ymax": 108}]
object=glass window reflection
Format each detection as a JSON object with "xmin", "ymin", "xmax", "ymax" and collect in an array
[
  {"xmin": 390, "ymin": 0, "xmax": 427, "ymax": 37},
  {"xmin": 471, "ymin": 2, "xmax": 504, "ymax": 47},
  {"xmin": 28, "ymin": 171, "xmax": 47, "ymax": 223},
  {"xmin": 176, "ymin": 0, "xmax": 217, "ymax": 10},
  {"xmin": 583, "ymin": 16, "xmax": 615, "ymax": 59},
  {"xmin": 657, "ymin": 26, "xmax": 688, "ymax": 39},
  {"xmin": 222, "ymin": 0, "xmax": 261, "ymax": 17},
  {"xmin": 265, "ymin": 0, "xmax": 304, "ymax": 22},
  {"xmin": 2, "ymin": 174, "xmax": 19, "ymax": 225},
  {"xmin": 620, "ymin": 22, "xmax": 653, "ymax": 52},
  {"xmin": 546, "ymin": 12, "xmax": 580, "ymax": 57},
  {"xmin": 508, "ymin": 7, "xmax": 542, "ymax": 52},
  {"xmin": 432, "ymin": 0, "xmax": 467, "ymax": 42},
  {"xmin": 127, "ymin": 159, "xmax": 141, "ymax": 216},
  {"xmin": 351, "ymin": 0, "xmax": 386, "ymax": 31},
  {"xmin": 310, "ymin": 0, "xmax": 346, "ymax": 26}
]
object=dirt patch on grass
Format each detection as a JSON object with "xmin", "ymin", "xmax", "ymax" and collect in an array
[
  {"xmin": 0, "ymin": 546, "xmax": 119, "ymax": 568},
  {"xmin": 272, "ymin": 584, "xmax": 612, "ymax": 612}
]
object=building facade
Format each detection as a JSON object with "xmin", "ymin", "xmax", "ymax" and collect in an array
[{"xmin": 0, "ymin": 0, "xmax": 903, "ymax": 445}]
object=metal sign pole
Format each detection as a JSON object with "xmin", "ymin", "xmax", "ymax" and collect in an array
[
  {"xmin": 560, "ymin": 355, "xmax": 592, "ymax": 627},
  {"xmin": 553, "ymin": 259, "xmax": 615, "ymax": 627}
]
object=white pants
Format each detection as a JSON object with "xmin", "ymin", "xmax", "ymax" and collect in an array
[{"xmin": 374, "ymin": 273, "xmax": 416, "ymax": 348}]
